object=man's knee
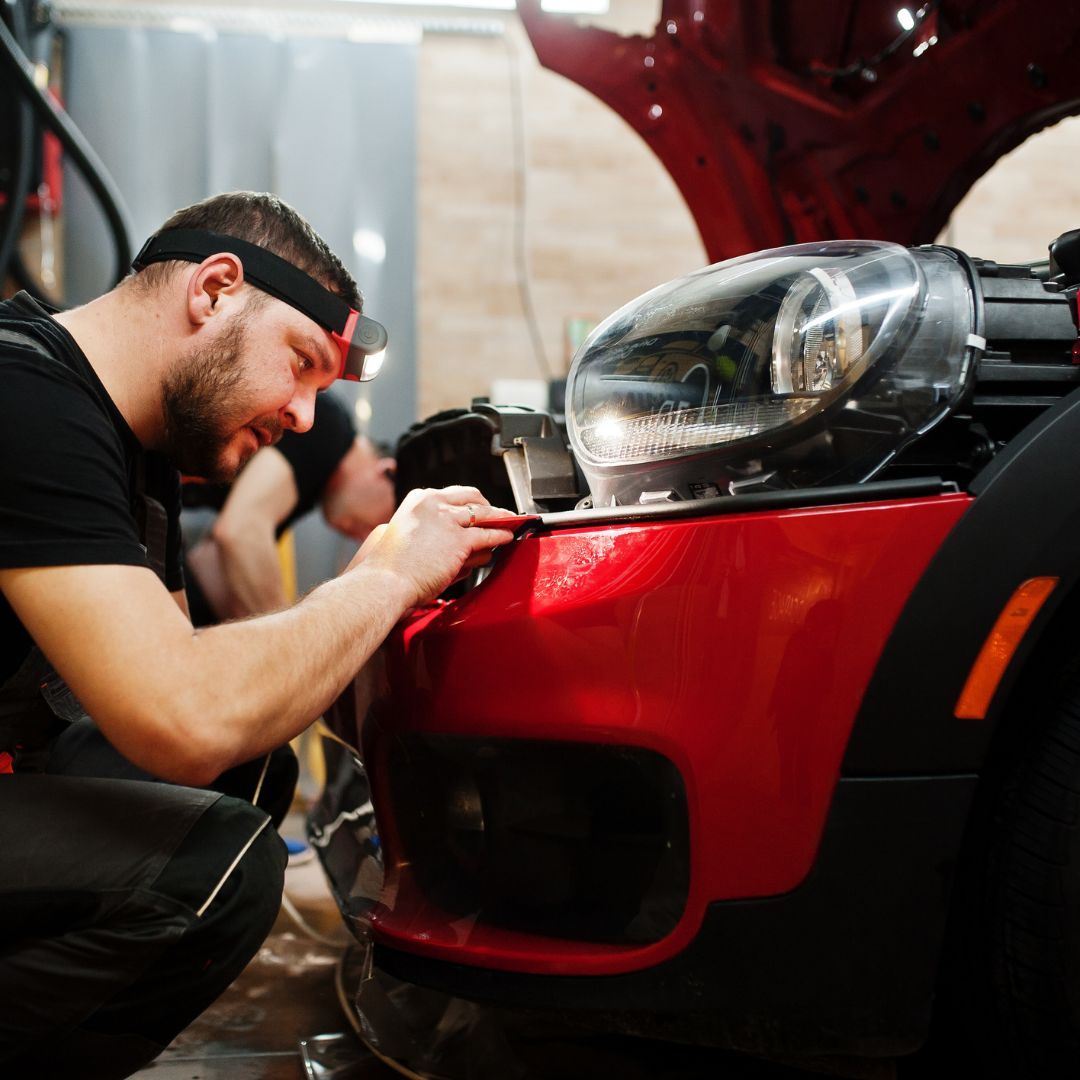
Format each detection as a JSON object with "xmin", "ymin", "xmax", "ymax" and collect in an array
[
  {"xmin": 113, "ymin": 796, "xmax": 287, "ymax": 1046},
  {"xmin": 201, "ymin": 799, "xmax": 287, "ymax": 953},
  {"xmin": 154, "ymin": 794, "xmax": 286, "ymax": 954}
]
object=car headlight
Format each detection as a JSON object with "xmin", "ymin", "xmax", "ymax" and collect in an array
[{"xmin": 565, "ymin": 241, "xmax": 976, "ymax": 505}]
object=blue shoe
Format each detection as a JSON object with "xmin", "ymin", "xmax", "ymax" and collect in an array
[{"xmin": 284, "ymin": 837, "xmax": 315, "ymax": 865}]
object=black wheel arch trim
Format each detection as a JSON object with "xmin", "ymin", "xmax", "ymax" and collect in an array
[{"xmin": 844, "ymin": 384, "xmax": 1080, "ymax": 776}]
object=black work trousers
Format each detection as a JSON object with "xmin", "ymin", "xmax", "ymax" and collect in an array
[{"xmin": 0, "ymin": 720, "xmax": 294, "ymax": 1079}]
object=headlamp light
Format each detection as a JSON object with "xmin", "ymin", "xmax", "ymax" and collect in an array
[{"xmin": 566, "ymin": 241, "xmax": 975, "ymax": 506}]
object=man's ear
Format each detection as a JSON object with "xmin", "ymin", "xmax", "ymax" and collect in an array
[{"xmin": 186, "ymin": 253, "xmax": 245, "ymax": 326}]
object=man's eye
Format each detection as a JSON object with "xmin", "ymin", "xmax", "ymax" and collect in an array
[{"xmin": 297, "ymin": 353, "xmax": 314, "ymax": 373}]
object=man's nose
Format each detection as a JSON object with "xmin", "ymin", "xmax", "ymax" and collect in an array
[{"xmin": 283, "ymin": 385, "xmax": 317, "ymax": 433}]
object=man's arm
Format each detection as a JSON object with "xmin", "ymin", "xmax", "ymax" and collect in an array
[
  {"xmin": 0, "ymin": 486, "xmax": 512, "ymax": 786},
  {"xmin": 197, "ymin": 445, "xmax": 299, "ymax": 619}
]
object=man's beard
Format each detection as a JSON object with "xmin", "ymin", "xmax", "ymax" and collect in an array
[{"xmin": 160, "ymin": 315, "xmax": 268, "ymax": 481}]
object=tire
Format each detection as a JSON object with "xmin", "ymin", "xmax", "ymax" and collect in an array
[{"xmin": 947, "ymin": 674, "xmax": 1080, "ymax": 1078}]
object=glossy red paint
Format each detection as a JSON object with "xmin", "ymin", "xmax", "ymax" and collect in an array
[
  {"xmin": 365, "ymin": 492, "xmax": 972, "ymax": 976},
  {"xmin": 518, "ymin": 0, "xmax": 1080, "ymax": 262}
]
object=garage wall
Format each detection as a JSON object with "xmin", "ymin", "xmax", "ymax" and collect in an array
[{"xmin": 415, "ymin": 11, "xmax": 706, "ymax": 419}]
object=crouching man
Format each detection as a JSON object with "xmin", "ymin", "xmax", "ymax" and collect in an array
[{"xmin": 0, "ymin": 191, "xmax": 512, "ymax": 1078}]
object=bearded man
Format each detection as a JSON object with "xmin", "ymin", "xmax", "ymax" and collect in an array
[{"xmin": 0, "ymin": 191, "xmax": 512, "ymax": 1079}]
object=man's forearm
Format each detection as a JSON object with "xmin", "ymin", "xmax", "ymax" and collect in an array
[
  {"xmin": 208, "ymin": 444, "xmax": 298, "ymax": 617},
  {"xmin": 0, "ymin": 558, "xmax": 414, "ymax": 785},
  {"xmin": 0, "ymin": 486, "xmax": 512, "ymax": 785},
  {"xmin": 213, "ymin": 528, "xmax": 291, "ymax": 617},
  {"xmin": 173, "ymin": 562, "xmax": 417, "ymax": 776}
]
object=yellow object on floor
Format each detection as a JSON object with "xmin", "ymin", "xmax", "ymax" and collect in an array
[{"xmin": 279, "ymin": 529, "xmax": 326, "ymax": 794}]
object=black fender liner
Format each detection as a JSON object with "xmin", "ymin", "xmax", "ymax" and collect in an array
[{"xmin": 844, "ymin": 384, "xmax": 1080, "ymax": 776}]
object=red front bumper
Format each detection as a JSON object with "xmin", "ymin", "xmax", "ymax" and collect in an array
[{"xmin": 363, "ymin": 492, "xmax": 971, "ymax": 976}]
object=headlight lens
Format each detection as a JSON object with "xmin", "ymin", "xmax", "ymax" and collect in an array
[{"xmin": 566, "ymin": 241, "xmax": 974, "ymax": 505}]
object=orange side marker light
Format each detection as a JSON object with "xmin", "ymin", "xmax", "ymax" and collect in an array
[{"xmin": 955, "ymin": 576, "xmax": 1059, "ymax": 720}]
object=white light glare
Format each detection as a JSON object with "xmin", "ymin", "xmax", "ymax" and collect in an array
[
  {"xmin": 353, "ymin": 228, "xmax": 387, "ymax": 264},
  {"xmin": 364, "ymin": 350, "xmax": 387, "ymax": 380},
  {"xmin": 354, "ymin": 397, "xmax": 373, "ymax": 425},
  {"xmin": 593, "ymin": 416, "xmax": 622, "ymax": 446},
  {"xmin": 800, "ymin": 284, "xmax": 919, "ymax": 334},
  {"xmin": 913, "ymin": 40, "xmax": 930, "ymax": 57},
  {"xmin": 896, "ymin": 8, "xmax": 915, "ymax": 31}
]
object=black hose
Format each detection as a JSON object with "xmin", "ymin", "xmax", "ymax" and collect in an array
[
  {"xmin": 0, "ymin": 1, "xmax": 35, "ymax": 287},
  {"xmin": 0, "ymin": 8, "xmax": 133, "ymax": 291}
]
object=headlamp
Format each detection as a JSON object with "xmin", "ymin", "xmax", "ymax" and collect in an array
[
  {"xmin": 566, "ymin": 240, "xmax": 977, "ymax": 505},
  {"xmin": 132, "ymin": 228, "xmax": 388, "ymax": 382}
]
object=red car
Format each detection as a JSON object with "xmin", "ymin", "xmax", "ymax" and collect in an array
[{"xmin": 316, "ymin": 232, "xmax": 1080, "ymax": 1078}]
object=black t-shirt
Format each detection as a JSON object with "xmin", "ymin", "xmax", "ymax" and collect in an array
[
  {"xmin": 182, "ymin": 391, "xmax": 356, "ymax": 537},
  {"xmin": 0, "ymin": 293, "xmax": 184, "ymax": 683}
]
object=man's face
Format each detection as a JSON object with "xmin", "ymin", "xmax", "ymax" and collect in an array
[
  {"xmin": 162, "ymin": 292, "xmax": 339, "ymax": 480},
  {"xmin": 322, "ymin": 436, "xmax": 397, "ymax": 542}
]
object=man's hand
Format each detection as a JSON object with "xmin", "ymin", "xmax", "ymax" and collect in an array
[{"xmin": 346, "ymin": 486, "xmax": 516, "ymax": 606}]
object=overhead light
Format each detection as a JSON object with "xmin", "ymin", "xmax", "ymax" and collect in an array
[
  {"xmin": 337, "ymin": 0, "xmax": 609, "ymax": 11},
  {"xmin": 540, "ymin": 0, "xmax": 609, "ymax": 11},
  {"xmin": 353, "ymin": 228, "xmax": 387, "ymax": 264},
  {"xmin": 896, "ymin": 8, "xmax": 915, "ymax": 30},
  {"xmin": 168, "ymin": 16, "xmax": 216, "ymax": 37}
]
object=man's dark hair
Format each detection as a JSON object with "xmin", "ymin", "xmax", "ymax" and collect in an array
[{"xmin": 132, "ymin": 191, "xmax": 362, "ymax": 309}]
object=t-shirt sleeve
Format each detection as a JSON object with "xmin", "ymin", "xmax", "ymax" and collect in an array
[{"xmin": 0, "ymin": 358, "xmax": 153, "ymax": 573}]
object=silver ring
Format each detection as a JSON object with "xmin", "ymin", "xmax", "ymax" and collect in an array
[{"xmin": 465, "ymin": 503, "xmax": 477, "ymax": 528}]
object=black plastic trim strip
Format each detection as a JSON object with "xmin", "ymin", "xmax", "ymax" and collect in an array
[{"xmin": 532, "ymin": 477, "xmax": 958, "ymax": 532}]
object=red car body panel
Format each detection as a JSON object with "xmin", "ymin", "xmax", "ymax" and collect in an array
[
  {"xmin": 518, "ymin": 0, "xmax": 1080, "ymax": 263},
  {"xmin": 365, "ymin": 492, "xmax": 972, "ymax": 976}
]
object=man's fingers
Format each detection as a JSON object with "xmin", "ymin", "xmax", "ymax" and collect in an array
[{"xmin": 442, "ymin": 485, "xmax": 487, "ymax": 503}]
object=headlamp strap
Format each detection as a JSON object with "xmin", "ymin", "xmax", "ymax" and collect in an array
[{"xmin": 132, "ymin": 228, "xmax": 352, "ymax": 337}]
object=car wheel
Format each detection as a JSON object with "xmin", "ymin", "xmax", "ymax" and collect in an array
[{"xmin": 935, "ymin": 674, "xmax": 1080, "ymax": 1079}]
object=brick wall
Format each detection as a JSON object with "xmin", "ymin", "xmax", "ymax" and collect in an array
[{"xmin": 416, "ymin": 10, "xmax": 706, "ymax": 419}]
